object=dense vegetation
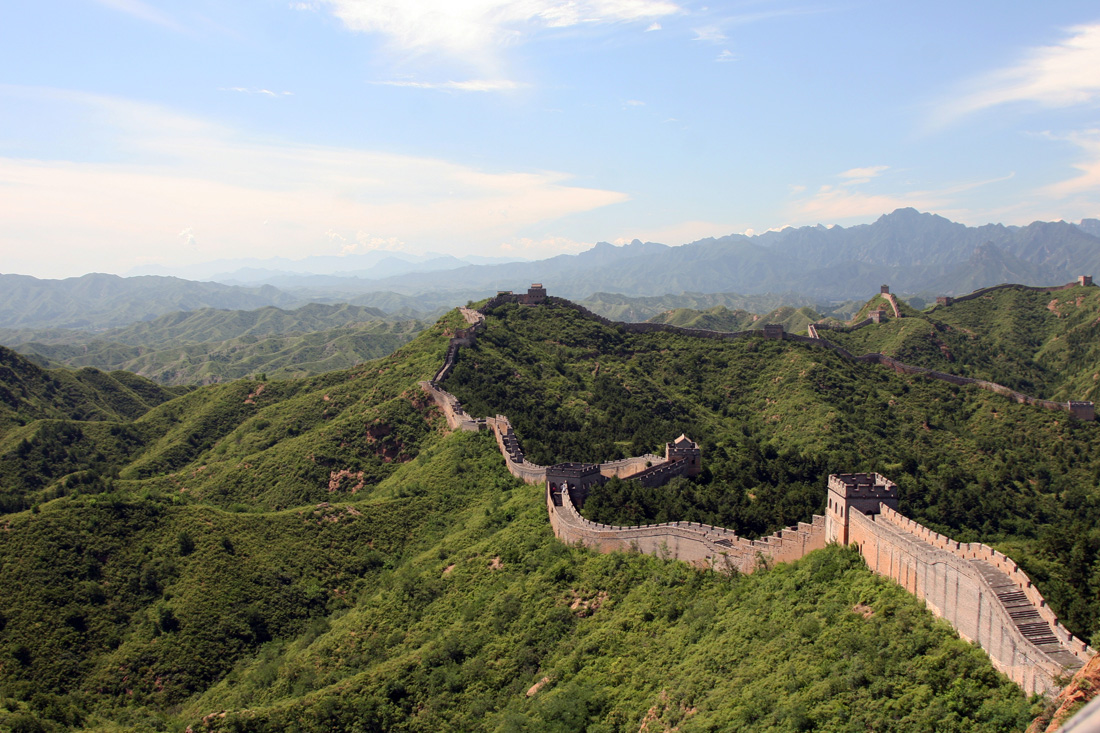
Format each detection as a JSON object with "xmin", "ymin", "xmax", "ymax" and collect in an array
[
  {"xmin": 0, "ymin": 429, "xmax": 1038, "ymax": 732},
  {"xmin": 447, "ymin": 301, "xmax": 1100, "ymax": 643},
  {"xmin": 647, "ymin": 304, "xmax": 823, "ymax": 333},
  {"xmin": 0, "ymin": 296, "xmax": 1093, "ymax": 731},
  {"xmin": 823, "ymin": 284, "xmax": 1100, "ymax": 402},
  {"xmin": 2, "ymin": 304, "xmax": 425, "ymax": 387}
]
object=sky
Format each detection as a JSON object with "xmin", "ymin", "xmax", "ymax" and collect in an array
[{"xmin": 2, "ymin": 0, "xmax": 1100, "ymax": 278}]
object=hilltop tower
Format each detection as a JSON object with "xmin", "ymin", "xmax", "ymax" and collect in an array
[
  {"xmin": 880, "ymin": 285, "xmax": 890, "ymax": 294},
  {"xmin": 825, "ymin": 473, "xmax": 898, "ymax": 544},
  {"xmin": 523, "ymin": 283, "xmax": 547, "ymax": 304},
  {"xmin": 1079, "ymin": 275, "xmax": 1093, "ymax": 287},
  {"xmin": 665, "ymin": 434, "xmax": 701, "ymax": 477}
]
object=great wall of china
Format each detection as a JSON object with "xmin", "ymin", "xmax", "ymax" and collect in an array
[{"xmin": 418, "ymin": 283, "xmax": 1097, "ymax": 696}]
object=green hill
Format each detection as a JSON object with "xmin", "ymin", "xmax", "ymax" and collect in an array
[
  {"xmin": 0, "ymin": 300, "xmax": 1095, "ymax": 731},
  {"xmin": 2, "ymin": 303, "xmax": 426, "ymax": 387},
  {"xmin": 822, "ymin": 284, "xmax": 1100, "ymax": 401},
  {"xmin": 648, "ymin": 304, "xmax": 824, "ymax": 333},
  {"xmin": 447, "ymin": 301, "xmax": 1100, "ymax": 639}
]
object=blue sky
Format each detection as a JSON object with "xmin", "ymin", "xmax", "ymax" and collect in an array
[{"xmin": 2, "ymin": 0, "xmax": 1100, "ymax": 277}]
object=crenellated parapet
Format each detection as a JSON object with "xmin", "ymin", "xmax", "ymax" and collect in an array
[{"xmin": 825, "ymin": 473, "xmax": 1095, "ymax": 696}]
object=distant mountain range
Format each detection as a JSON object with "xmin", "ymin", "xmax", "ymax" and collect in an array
[
  {"xmin": 6, "ymin": 209, "xmax": 1100, "ymax": 332},
  {"xmin": 333, "ymin": 208, "xmax": 1100, "ymax": 299}
]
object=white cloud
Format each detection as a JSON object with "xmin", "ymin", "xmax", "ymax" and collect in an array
[
  {"xmin": 935, "ymin": 23, "xmax": 1100, "ymax": 126},
  {"xmin": 838, "ymin": 165, "xmax": 889, "ymax": 182},
  {"xmin": 787, "ymin": 171, "xmax": 1016, "ymax": 224},
  {"xmin": 715, "ymin": 49, "xmax": 735, "ymax": 62},
  {"xmin": 625, "ymin": 99, "xmax": 645, "ymax": 106},
  {"xmin": 374, "ymin": 79, "xmax": 526, "ymax": 92},
  {"xmin": 220, "ymin": 87, "xmax": 294, "ymax": 96},
  {"xmin": 692, "ymin": 26, "xmax": 726, "ymax": 42},
  {"xmin": 313, "ymin": 0, "xmax": 681, "ymax": 72},
  {"xmin": 0, "ymin": 87, "xmax": 629, "ymax": 277},
  {"xmin": 1021, "ymin": 129, "xmax": 1100, "ymax": 221},
  {"xmin": 645, "ymin": 22, "xmax": 662, "ymax": 31}
]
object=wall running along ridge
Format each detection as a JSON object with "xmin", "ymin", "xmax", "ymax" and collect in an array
[
  {"xmin": 419, "ymin": 285, "xmax": 1095, "ymax": 696},
  {"xmin": 849, "ymin": 503, "xmax": 1094, "ymax": 696}
]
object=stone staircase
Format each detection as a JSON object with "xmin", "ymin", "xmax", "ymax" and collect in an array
[{"xmin": 971, "ymin": 559, "xmax": 1084, "ymax": 672}]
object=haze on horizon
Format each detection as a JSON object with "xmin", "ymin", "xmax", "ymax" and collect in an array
[{"xmin": 2, "ymin": 0, "xmax": 1100, "ymax": 279}]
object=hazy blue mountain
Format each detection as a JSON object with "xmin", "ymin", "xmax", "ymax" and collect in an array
[
  {"xmin": 339, "ymin": 208, "xmax": 1100, "ymax": 299},
  {"xmin": 0, "ymin": 273, "xmax": 300, "ymax": 330}
]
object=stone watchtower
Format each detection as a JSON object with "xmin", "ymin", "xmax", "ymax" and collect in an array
[
  {"xmin": 665, "ymin": 434, "xmax": 702, "ymax": 477},
  {"xmin": 523, "ymin": 283, "xmax": 547, "ymax": 304},
  {"xmin": 825, "ymin": 473, "xmax": 898, "ymax": 544},
  {"xmin": 881, "ymin": 285, "xmax": 890, "ymax": 294}
]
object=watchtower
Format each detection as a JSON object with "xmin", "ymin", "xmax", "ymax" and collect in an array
[
  {"xmin": 1079, "ymin": 275, "xmax": 1093, "ymax": 287},
  {"xmin": 870, "ymin": 309, "xmax": 887, "ymax": 324},
  {"xmin": 1069, "ymin": 401, "xmax": 1096, "ymax": 421},
  {"xmin": 880, "ymin": 285, "xmax": 890, "ymax": 294},
  {"xmin": 547, "ymin": 462, "xmax": 604, "ymax": 507},
  {"xmin": 826, "ymin": 473, "xmax": 898, "ymax": 544},
  {"xmin": 665, "ymin": 434, "xmax": 702, "ymax": 477},
  {"xmin": 936, "ymin": 296, "xmax": 954, "ymax": 306},
  {"xmin": 524, "ymin": 283, "xmax": 547, "ymax": 304},
  {"xmin": 762, "ymin": 324, "xmax": 785, "ymax": 339}
]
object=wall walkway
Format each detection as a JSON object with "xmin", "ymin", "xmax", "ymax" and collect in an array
[{"xmin": 849, "ymin": 504, "xmax": 1094, "ymax": 696}]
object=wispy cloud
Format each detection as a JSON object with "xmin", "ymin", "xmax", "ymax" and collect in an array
[
  {"xmin": 715, "ymin": 49, "xmax": 735, "ymax": 62},
  {"xmin": 1038, "ymin": 128, "xmax": 1100, "ymax": 201},
  {"xmin": 692, "ymin": 26, "xmax": 726, "ymax": 43},
  {"xmin": 309, "ymin": 0, "xmax": 681, "ymax": 73},
  {"xmin": 646, "ymin": 22, "xmax": 662, "ymax": 31},
  {"xmin": 92, "ymin": 0, "xmax": 182, "ymax": 31},
  {"xmin": 373, "ymin": 79, "xmax": 526, "ymax": 92},
  {"xmin": 837, "ymin": 165, "xmax": 889, "ymax": 185},
  {"xmin": 220, "ymin": 87, "xmax": 294, "ymax": 97},
  {"xmin": 788, "ymin": 168, "xmax": 1014, "ymax": 223},
  {"xmin": 625, "ymin": 99, "xmax": 645, "ymax": 107},
  {"xmin": 934, "ymin": 23, "xmax": 1100, "ymax": 126},
  {"xmin": 0, "ymin": 87, "xmax": 629, "ymax": 277}
]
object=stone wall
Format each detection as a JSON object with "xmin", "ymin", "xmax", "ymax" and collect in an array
[
  {"xmin": 547, "ymin": 484, "xmax": 827, "ymax": 574},
  {"xmin": 599, "ymin": 454, "xmax": 664, "ymax": 478},
  {"xmin": 847, "ymin": 504, "xmax": 1094, "ymax": 696},
  {"xmin": 932, "ymin": 281, "xmax": 1091, "ymax": 309},
  {"xmin": 419, "ymin": 381, "xmax": 481, "ymax": 432}
]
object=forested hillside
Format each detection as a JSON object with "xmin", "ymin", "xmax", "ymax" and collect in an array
[
  {"xmin": 3, "ymin": 304, "xmax": 425, "ymax": 387},
  {"xmin": 0, "ymin": 298, "xmax": 1093, "ymax": 731},
  {"xmin": 821, "ymin": 283, "xmax": 1100, "ymax": 402},
  {"xmin": 447, "ymin": 301, "xmax": 1100, "ymax": 641},
  {"xmin": 647, "ymin": 304, "xmax": 823, "ymax": 333}
]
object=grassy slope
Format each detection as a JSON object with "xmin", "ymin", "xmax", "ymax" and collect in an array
[
  {"xmin": 447, "ymin": 302, "xmax": 1100, "ymax": 642},
  {"xmin": 0, "ymin": 302, "xmax": 1086, "ymax": 731}
]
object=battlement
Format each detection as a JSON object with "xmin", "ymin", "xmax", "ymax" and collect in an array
[
  {"xmin": 665, "ymin": 433, "xmax": 701, "ymax": 476},
  {"xmin": 828, "ymin": 472, "xmax": 897, "ymax": 498},
  {"xmin": 762, "ymin": 323, "xmax": 785, "ymax": 339},
  {"xmin": 826, "ymin": 473, "xmax": 898, "ymax": 544}
]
